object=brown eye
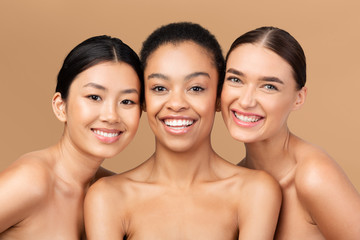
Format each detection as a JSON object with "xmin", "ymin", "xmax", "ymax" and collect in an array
[
  {"xmin": 87, "ymin": 95, "xmax": 101, "ymax": 101},
  {"xmin": 121, "ymin": 99, "xmax": 135, "ymax": 105},
  {"xmin": 190, "ymin": 86, "xmax": 204, "ymax": 92},
  {"xmin": 152, "ymin": 86, "xmax": 167, "ymax": 92}
]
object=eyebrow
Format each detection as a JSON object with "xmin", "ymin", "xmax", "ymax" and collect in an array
[
  {"xmin": 260, "ymin": 76, "xmax": 284, "ymax": 85},
  {"xmin": 83, "ymin": 82, "xmax": 106, "ymax": 90},
  {"xmin": 147, "ymin": 73, "xmax": 169, "ymax": 80},
  {"xmin": 227, "ymin": 68, "xmax": 284, "ymax": 84},
  {"xmin": 83, "ymin": 82, "xmax": 138, "ymax": 94},
  {"xmin": 147, "ymin": 72, "xmax": 210, "ymax": 81},
  {"xmin": 121, "ymin": 88, "xmax": 139, "ymax": 94},
  {"xmin": 227, "ymin": 68, "xmax": 244, "ymax": 76},
  {"xmin": 185, "ymin": 72, "xmax": 210, "ymax": 81}
]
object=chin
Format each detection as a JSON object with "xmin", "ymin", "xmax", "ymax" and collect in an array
[
  {"xmin": 92, "ymin": 147, "xmax": 125, "ymax": 159},
  {"xmin": 230, "ymin": 132, "xmax": 258, "ymax": 144},
  {"xmin": 163, "ymin": 142, "xmax": 197, "ymax": 153}
]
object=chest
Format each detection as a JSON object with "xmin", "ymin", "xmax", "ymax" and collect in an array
[{"xmin": 126, "ymin": 191, "xmax": 238, "ymax": 240}]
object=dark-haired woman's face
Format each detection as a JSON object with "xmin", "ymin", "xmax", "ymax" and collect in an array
[
  {"xmin": 221, "ymin": 44, "xmax": 306, "ymax": 143},
  {"xmin": 144, "ymin": 42, "xmax": 219, "ymax": 152},
  {"xmin": 63, "ymin": 62, "xmax": 141, "ymax": 159}
]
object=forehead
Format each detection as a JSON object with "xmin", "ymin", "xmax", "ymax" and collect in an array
[
  {"xmin": 145, "ymin": 41, "xmax": 217, "ymax": 75},
  {"xmin": 227, "ymin": 43, "xmax": 294, "ymax": 79},
  {"xmin": 70, "ymin": 62, "xmax": 140, "ymax": 90}
]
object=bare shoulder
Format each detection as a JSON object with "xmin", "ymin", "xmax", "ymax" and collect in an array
[
  {"xmin": 294, "ymin": 138, "xmax": 360, "ymax": 202},
  {"xmin": 293, "ymin": 137, "xmax": 360, "ymax": 238},
  {"xmin": 294, "ymin": 140, "xmax": 352, "ymax": 196},
  {"xmin": 86, "ymin": 173, "xmax": 130, "ymax": 201},
  {"xmin": 216, "ymin": 159, "xmax": 281, "ymax": 202},
  {"xmin": 0, "ymin": 150, "xmax": 53, "ymax": 231},
  {"xmin": 86, "ymin": 162, "xmax": 149, "ymax": 206},
  {"xmin": 0, "ymin": 150, "xmax": 53, "ymax": 198},
  {"xmin": 239, "ymin": 168, "xmax": 281, "ymax": 202},
  {"xmin": 84, "ymin": 170, "xmax": 137, "ymax": 238},
  {"xmin": 84, "ymin": 163, "xmax": 151, "ymax": 232},
  {"xmin": 224, "ymin": 163, "xmax": 282, "ymax": 238}
]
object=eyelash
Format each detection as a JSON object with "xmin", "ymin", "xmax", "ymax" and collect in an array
[
  {"xmin": 189, "ymin": 86, "xmax": 204, "ymax": 92},
  {"xmin": 151, "ymin": 86, "xmax": 167, "ymax": 92},
  {"xmin": 151, "ymin": 85, "xmax": 205, "ymax": 93},
  {"xmin": 121, "ymin": 99, "xmax": 135, "ymax": 105},
  {"xmin": 226, "ymin": 76, "xmax": 279, "ymax": 92},
  {"xmin": 263, "ymin": 84, "xmax": 278, "ymax": 91},
  {"xmin": 227, "ymin": 76, "xmax": 242, "ymax": 84},
  {"xmin": 87, "ymin": 95, "xmax": 136, "ymax": 105},
  {"xmin": 87, "ymin": 95, "xmax": 102, "ymax": 101}
]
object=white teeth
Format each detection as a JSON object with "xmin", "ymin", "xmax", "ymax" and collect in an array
[
  {"xmin": 164, "ymin": 119, "xmax": 194, "ymax": 128},
  {"xmin": 93, "ymin": 130, "xmax": 119, "ymax": 137},
  {"xmin": 234, "ymin": 112, "xmax": 261, "ymax": 122}
]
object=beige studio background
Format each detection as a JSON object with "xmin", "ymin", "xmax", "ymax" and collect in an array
[{"xmin": 0, "ymin": 0, "xmax": 359, "ymax": 191}]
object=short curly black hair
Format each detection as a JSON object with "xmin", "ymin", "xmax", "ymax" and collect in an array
[{"xmin": 140, "ymin": 22, "xmax": 225, "ymax": 97}]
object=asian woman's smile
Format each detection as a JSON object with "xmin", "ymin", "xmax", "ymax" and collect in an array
[{"xmin": 62, "ymin": 61, "xmax": 141, "ymax": 159}]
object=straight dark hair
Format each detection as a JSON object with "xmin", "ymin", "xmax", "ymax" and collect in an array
[{"xmin": 56, "ymin": 35, "xmax": 144, "ymax": 104}]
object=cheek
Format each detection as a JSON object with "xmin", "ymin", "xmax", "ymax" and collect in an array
[
  {"xmin": 121, "ymin": 108, "xmax": 141, "ymax": 129},
  {"xmin": 220, "ymin": 87, "xmax": 237, "ymax": 112},
  {"xmin": 67, "ymin": 99, "xmax": 97, "ymax": 124},
  {"xmin": 193, "ymin": 95, "xmax": 217, "ymax": 125},
  {"xmin": 145, "ymin": 95, "xmax": 163, "ymax": 115},
  {"xmin": 200, "ymin": 98, "xmax": 216, "ymax": 115},
  {"xmin": 262, "ymin": 96, "xmax": 294, "ymax": 122},
  {"xmin": 194, "ymin": 89, "xmax": 217, "ymax": 109}
]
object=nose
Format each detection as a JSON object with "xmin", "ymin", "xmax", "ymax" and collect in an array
[
  {"xmin": 166, "ymin": 89, "xmax": 189, "ymax": 112},
  {"xmin": 100, "ymin": 101, "xmax": 120, "ymax": 124},
  {"xmin": 238, "ymin": 86, "xmax": 257, "ymax": 109}
]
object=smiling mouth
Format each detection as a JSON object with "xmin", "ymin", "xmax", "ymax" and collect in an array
[
  {"xmin": 92, "ymin": 129, "xmax": 122, "ymax": 137},
  {"xmin": 234, "ymin": 112, "xmax": 262, "ymax": 123},
  {"xmin": 163, "ymin": 119, "xmax": 194, "ymax": 129}
]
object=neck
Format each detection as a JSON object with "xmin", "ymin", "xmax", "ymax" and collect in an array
[
  {"xmin": 148, "ymin": 138, "xmax": 218, "ymax": 188},
  {"xmin": 51, "ymin": 132, "xmax": 105, "ymax": 189},
  {"xmin": 243, "ymin": 127, "xmax": 297, "ymax": 182}
]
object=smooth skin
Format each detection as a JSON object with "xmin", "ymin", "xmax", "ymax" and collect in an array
[
  {"xmin": 221, "ymin": 43, "xmax": 360, "ymax": 240},
  {"xmin": 84, "ymin": 41, "xmax": 281, "ymax": 240},
  {"xmin": 0, "ymin": 62, "xmax": 141, "ymax": 240}
]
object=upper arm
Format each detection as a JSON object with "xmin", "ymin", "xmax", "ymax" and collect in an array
[
  {"xmin": 84, "ymin": 178, "xmax": 126, "ymax": 240},
  {"xmin": 0, "ymin": 161, "xmax": 48, "ymax": 233},
  {"xmin": 296, "ymin": 156, "xmax": 360, "ymax": 240},
  {"xmin": 238, "ymin": 171, "xmax": 282, "ymax": 240}
]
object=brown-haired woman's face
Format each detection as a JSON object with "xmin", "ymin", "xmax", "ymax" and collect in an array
[
  {"xmin": 63, "ymin": 61, "xmax": 141, "ymax": 159},
  {"xmin": 221, "ymin": 44, "xmax": 306, "ymax": 143}
]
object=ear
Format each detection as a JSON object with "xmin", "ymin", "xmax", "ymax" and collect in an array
[
  {"xmin": 292, "ymin": 87, "xmax": 307, "ymax": 111},
  {"xmin": 52, "ymin": 92, "xmax": 67, "ymax": 122},
  {"xmin": 215, "ymin": 97, "xmax": 221, "ymax": 112}
]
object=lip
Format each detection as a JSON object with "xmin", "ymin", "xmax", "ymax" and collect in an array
[
  {"xmin": 160, "ymin": 116, "xmax": 196, "ymax": 135},
  {"xmin": 91, "ymin": 128, "xmax": 123, "ymax": 144},
  {"xmin": 231, "ymin": 110, "xmax": 264, "ymax": 128}
]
